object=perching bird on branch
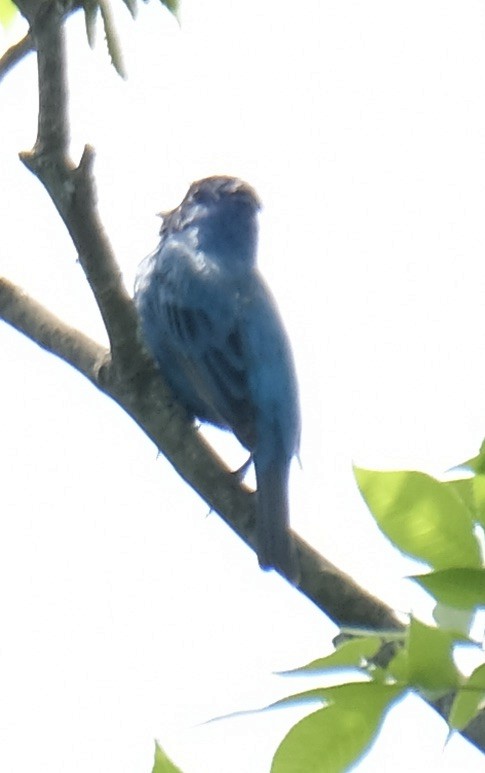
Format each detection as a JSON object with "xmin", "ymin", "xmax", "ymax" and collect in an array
[{"xmin": 135, "ymin": 176, "xmax": 300, "ymax": 580}]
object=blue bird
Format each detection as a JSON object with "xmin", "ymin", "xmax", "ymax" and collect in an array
[{"xmin": 134, "ymin": 176, "xmax": 300, "ymax": 579}]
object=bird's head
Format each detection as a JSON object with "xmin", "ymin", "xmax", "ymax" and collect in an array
[
  {"xmin": 163, "ymin": 176, "xmax": 261, "ymax": 270},
  {"xmin": 184, "ymin": 176, "xmax": 261, "ymax": 211}
]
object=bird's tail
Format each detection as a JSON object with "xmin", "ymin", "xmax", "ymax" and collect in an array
[{"xmin": 254, "ymin": 456, "xmax": 299, "ymax": 583}]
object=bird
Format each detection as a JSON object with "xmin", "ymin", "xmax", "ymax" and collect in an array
[{"xmin": 134, "ymin": 176, "xmax": 300, "ymax": 580}]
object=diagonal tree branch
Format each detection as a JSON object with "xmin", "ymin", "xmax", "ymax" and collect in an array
[
  {"xmin": 0, "ymin": 276, "xmax": 107, "ymax": 381},
  {"xmin": 4, "ymin": 0, "xmax": 485, "ymax": 757}
]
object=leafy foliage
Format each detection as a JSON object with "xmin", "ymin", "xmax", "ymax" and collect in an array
[
  {"xmin": 151, "ymin": 448, "xmax": 485, "ymax": 772},
  {"xmin": 0, "ymin": 1, "xmax": 178, "ymax": 76},
  {"xmin": 97, "ymin": 0, "xmax": 127, "ymax": 78},
  {"xmin": 354, "ymin": 467, "xmax": 481, "ymax": 569},
  {"xmin": 265, "ymin": 620, "xmax": 467, "ymax": 770},
  {"xmin": 450, "ymin": 663, "xmax": 485, "ymax": 730},
  {"xmin": 261, "ymin": 452, "xmax": 485, "ymax": 771},
  {"xmin": 263, "ymin": 622, "xmax": 479, "ymax": 771},
  {"xmin": 271, "ymin": 683, "xmax": 402, "ymax": 773},
  {"xmin": 413, "ymin": 568, "xmax": 485, "ymax": 610},
  {"xmin": 81, "ymin": 0, "xmax": 178, "ymax": 78}
]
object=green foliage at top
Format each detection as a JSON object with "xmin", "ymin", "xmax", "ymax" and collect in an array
[
  {"xmin": 155, "ymin": 0, "xmax": 178, "ymax": 12},
  {"xmin": 82, "ymin": 0, "xmax": 179, "ymax": 78},
  {"xmin": 0, "ymin": 1, "xmax": 178, "ymax": 75},
  {"xmin": 0, "ymin": 0, "xmax": 17, "ymax": 28}
]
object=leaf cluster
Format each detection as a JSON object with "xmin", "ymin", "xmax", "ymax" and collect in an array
[
  {"xmin": 268, "ymin": 455, "xmax": 485, "ymax": 771},
  {"xmin": 154, "ymin": 449, "xmax": 485, "ymax": 772},
  {"xmin": 82, "ymin": 0, "xmax": 178, "ymax": 78}
]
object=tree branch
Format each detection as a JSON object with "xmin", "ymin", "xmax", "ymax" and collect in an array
[{"xmin": 0, "ymin": 277, "xmax": 107, "ymax": 381}]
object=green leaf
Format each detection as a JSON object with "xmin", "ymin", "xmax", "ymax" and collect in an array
[
  {"xmin": 271, "ymin": 683, "xmax": 402, "ymax": 773},
  {"xmin": 354, "ymin": 467, "xmax": 481, "ymax": 570},
  {"xmin": 283, "ymin": 637, "xmax": 382, "ymax": 674},
  {"xmin": 454, "ymin": 438, "xmax": 485, "ymax": 474},
  {"xmin": 206, "ymin": 688, "xmax": 326, "ymax": 725},
  {"xmin": 140, "ymin": 0, "xmax": 179, "ymax": 16},
  {"xmin": 121, "ymin": 0, "xmax": 138, "ymax": 19},
  {"xmin": 271, "ymin": 687, "xmax": 329, "ymax": 710},
  {"xmin": 83, "ymin": 0, "xmax": 99, "ymax": 49},
  {"xmin": 413, "ymin": 569, "xmax": 485, "ymax": 610},
  {"xmin": 385, "ymin": 646, "xmax": 408, "ymax": 683},
  {"xmin": 155, "ymin": 0, "xmax": 179, "ymax": 15},
  {"xmin": 99, "ymin": 0, "xmax": 127, "ymax": 78},
  {"xmin": 0, "ymin": 0, "xmax": 17, "ymax": 28},
  {"xmin": 433, "ymin": 603, "xmax": 475, "ymax": 636},
  {"xmin": 449, "ymin": 664, "xmax": 485, "ymax": 730},
  {"xmin": 445, "ymin": 475, "xmax": 485, "ymax": 528},
  {"xmin": 473, "ymin": 475, "xmax": 485, "ymax": 528},
  {"xmin": 151, "ymin": 741, "xmax": 184, "ymax": 773},
  {"xmin": 80, "ymin": 0, "xmax": 178, "ymax": 74},
  {"xmin": 444, "ymin": 478, "xmax": 476, "ymax": 516},
  {"xmin": 407, "ymin": 618, "xmax": 462, "ymax": 693}
]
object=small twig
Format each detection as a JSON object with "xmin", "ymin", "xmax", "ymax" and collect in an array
[
  {"xmin": 0, "ymin": 32, "xmax": 34, "ymax": 84},
  {"xmin": 20, "ymin": 144, "xmax": 142, "ymax": 369}
]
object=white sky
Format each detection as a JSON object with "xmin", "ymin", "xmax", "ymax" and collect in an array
[{"xmin": 2, "ymin": 0, "xmax": 485, "ymax": 770}]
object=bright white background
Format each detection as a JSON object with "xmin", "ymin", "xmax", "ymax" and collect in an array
[{"xmin": 2, "ymin": 0, "xmax": 485, "ymax": 770}]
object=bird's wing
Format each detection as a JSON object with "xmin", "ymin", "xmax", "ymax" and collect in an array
[
  {"xmin": 238, "ymin": 275, "xmax": 301, "ymax": 456},
  {"xmin": 146, "ymin": 240, "xmax": 257, "ymax": 444}
]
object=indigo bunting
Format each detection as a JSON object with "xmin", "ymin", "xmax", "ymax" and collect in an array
[{"xmin": 134, "ymin": 176, "xmax": 300, "ymax": 579}]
